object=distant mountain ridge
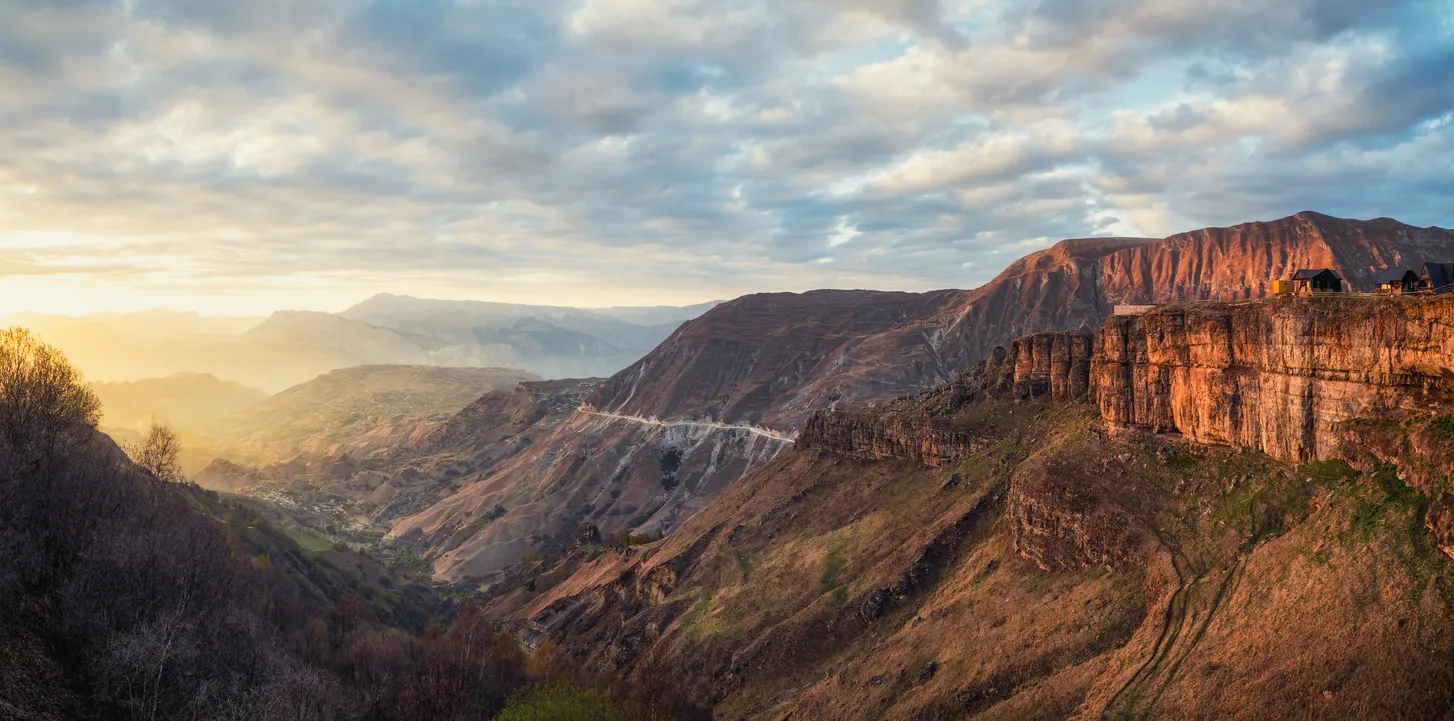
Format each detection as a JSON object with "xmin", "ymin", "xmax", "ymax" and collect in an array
[
  {"xmin": 336, "ymin": 294, "xmax": 722, "ymax": 380},
  {"xmin": 92, "ymin": 372, "xmax": 269, "ymax": 433},
  {"xmin": 4, "ymin": 297, "xmax": 720, "ymax": 391}
]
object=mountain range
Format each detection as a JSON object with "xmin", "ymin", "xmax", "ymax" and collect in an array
[
  {"xmin": 7, "ymin": 297, "xmax": 719, "ymax": 392},
  {"xmin": 384, "ymin": 211, "xmax": 1454, "ymax": 578},
  {"xmin": 190, "ymin": 211, "xmax": 1454, "ymax": 583}
]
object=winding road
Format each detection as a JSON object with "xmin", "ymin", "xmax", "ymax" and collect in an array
[{"xmin": 576, "ymin": 406, "xmax": 796, "ymax": 444}]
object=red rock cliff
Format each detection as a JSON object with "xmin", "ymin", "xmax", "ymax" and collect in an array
[{"xmin": 1093, "ymin": 296, "xmax": 1454, "ymax": 463}]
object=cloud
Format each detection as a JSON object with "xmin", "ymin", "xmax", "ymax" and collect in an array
[{"xmin": 0, "ymin": 0, "xmax": 1450, "ymax": 315}]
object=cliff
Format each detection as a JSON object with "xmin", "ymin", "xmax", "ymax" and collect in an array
[
  {"xmin": 1093, "ymin": 295, "xmax": 1454, "ymax": 467},
  {"xmin": 935, "ymin": 211, "xmax": 1454, "ymax": 372}
]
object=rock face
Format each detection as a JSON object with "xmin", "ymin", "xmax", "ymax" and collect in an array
[
  {"xmin": 1008, "ymin": 330, "xmax": 1094, "ymax": 402},
  {"xmin": 1093, "ymin": 296, "xmax": 1454, "ymax": 463},
  {"xmin": 814, "ymin": 293, "xmax": 1454, "ymax": 474},
  {"xmin": 797, "ymin": 408, "xmax": 986, "ymax": 467},
  {"xmin": 798, "ymin": 330, "xmax": 1093, "ymax": 463},
  {"xmin": 936, "ymin": 211, "xmax": 1454, "ymax": 375},
  {"xmin": 1007, "ymin": 456, "xmax": 1148, "ymax": 572}
]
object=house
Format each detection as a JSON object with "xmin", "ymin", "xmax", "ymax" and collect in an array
[
  {"xmin": 1286, "ymin": 268, "xmax": 1344, "ymax": 294},
  {"xmin": 1419, "ymin": 262, "xmax": 1454, "ymax": 293},
  {"xmin": 1375, "ymin": 268, "xmax": 1420, "ymax": 294}
]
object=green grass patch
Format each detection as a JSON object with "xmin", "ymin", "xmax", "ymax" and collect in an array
[
  {"xmin": 733, "ymin": 549, "xmax": 752, "ymax": 582},
  {"xmin": 1431, "ymin": 414, "xmax": 1454, "ymax": 441},
  {"xmin": 494, "ymin": 684, "xmax": 631, "ymax": 721},
  {"xmin": 283, "ymin": 526, "xmax": 333, "ymax": 553},
  {"xmin": 680, "ymin": 590, "xmax": 716, "ymax": 640},
  {"xmin": 391, "ymin": 546, "xmax": 434, "ymax": 581},
  {"xmin": 819, "ymin": 550, "xmax": 845, "ymax": 592},
  {"xmin": 1302, "ymin": 459, "xmax": 1359, "ymax": 485}
]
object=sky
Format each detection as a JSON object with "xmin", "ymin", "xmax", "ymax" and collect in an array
[{"xmin": 1, "ymin": 0, "xmax": 1452, "ymax": 316}]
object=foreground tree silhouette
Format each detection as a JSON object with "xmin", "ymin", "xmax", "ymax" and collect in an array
[{"xmin": 0, "ymin": 326, "xmax": 101, "ymax": 472}]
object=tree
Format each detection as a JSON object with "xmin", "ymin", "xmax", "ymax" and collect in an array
[
  {"xmin": 0, "ymin": 326, "xmax": 101, "ymax": 471},
  {"xmin": 127, "ymin": 423, "xmax": 183, "ymax": 483}
]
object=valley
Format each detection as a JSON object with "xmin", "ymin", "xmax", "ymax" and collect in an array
[
  {"xmin": 8, "ymin": 0, "xmax": 1453, "ymax": 715},
  {"xmin": 8, "ymin": 211, "xmax": 1454, "ymax": 719}
]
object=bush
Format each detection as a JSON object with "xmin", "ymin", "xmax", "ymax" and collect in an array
[{"xmin": 493, "ymin": 684, "xmax": 630, "ymax": 721}]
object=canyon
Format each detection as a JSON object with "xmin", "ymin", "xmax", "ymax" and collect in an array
[
  {"xmin": 475, "ymin": 292, "xmax": 1454, "ymax": 719},
  {"xmin": 205, "ymin": 212, "xmax": 1454, "ymax": 583}
]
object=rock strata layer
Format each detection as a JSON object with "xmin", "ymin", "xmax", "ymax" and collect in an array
[
  {"xmin": 1093, "ymin": 296, "xmax": 1454, "ymax": 463},
  {"xmin": 798, "ymin": 330, "xmax": 1094, "ymax": 462}
]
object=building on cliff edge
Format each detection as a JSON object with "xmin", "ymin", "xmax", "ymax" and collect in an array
[
  {"xmin": 1376, "ymin": 268, "xmax": 1421, "ymax": 294},
  {"xmin": 1273, "ymin": 268, "xmax": 1344, "ymax": 295},
  {"xmin": 1420, "ymin": 262, "xmax": 1454, "ymax": 294}
]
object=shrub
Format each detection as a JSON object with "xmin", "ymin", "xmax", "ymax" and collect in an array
[{"xmin": 494, "ymin": 684, "xmax": 630, "ymax": 721}]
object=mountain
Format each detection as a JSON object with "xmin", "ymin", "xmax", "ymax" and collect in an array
[
  {"xmin": 478, "ymin": 296, "xmax": 1454, "ymax": 718},
  {"xmin": 590, "ymin": 212, "xmax": 1454, "ymax": 431},
  {"xmin": 239, "ymin": 310, "xmax": 436, "ymax": 364},
  {"xmin": 4, "ymin": 298, "xmax": 718, "ymax": 392},
  {"xmin": 361, "ymin": 212, "xmax": 1454, "ymax": 580},
  {"xmin": 92, "ymin": 373, "xmax": 270, "ymax": 433},
  {"xmin": 337, "ymin": 293, "xmax": 722, "ymax": 379},
  {"xmin": 211, "ymin": 364, "xmax": 540, "ymax": 464}
]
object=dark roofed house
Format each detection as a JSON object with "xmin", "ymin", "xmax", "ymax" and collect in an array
[
  {"xmin": 1420, "ymin": 262, "xmax": 1454, "ymax": 294},
  {"xmin": 1289, "ymin": 268, "xmax": 1343, "ymax": 294},
  {"xmin": 1375, "ymin": 268, "xmax": 1420, "ymax": 294}
]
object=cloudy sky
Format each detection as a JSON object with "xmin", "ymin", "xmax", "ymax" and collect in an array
[{"xmin": 2, "ymin": 0, "xmax": 1451, "ymax": 315}]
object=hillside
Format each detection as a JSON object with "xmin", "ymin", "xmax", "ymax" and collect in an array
[
  {"xmin": 479, "ymin": 296, "xmax": 1454, "ymax": 718},
  {"xmin": 212, "ymin": 364, "xmax": 540, "ymax": 464},
  {"xmin": 589, "ymin": 212, "xmax": 1454, "ymax": 431},
  {"xmin": 0, "ymin": 328, "xmax": 599, "ymax": 721},
  {"xmin": 370, "ymin": 212, "xmax": 1454, "ymax": 580}
]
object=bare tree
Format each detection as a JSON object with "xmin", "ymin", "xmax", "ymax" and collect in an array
[{"xmin": 128, "ymin": 424, "xmax": 183, "ymax": 483}]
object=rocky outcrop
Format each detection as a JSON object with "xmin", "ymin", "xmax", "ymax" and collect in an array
[
  {"xmin": 1007, "ymin": 459, "xmax": 1148, "ymax": 572},
  {"xmin": 798, "ymin": 330, "xmax": 1093, "ymax": 463},
  {"xmin": 797, "ymin": 408, "xmax": 985, "ymax": 467},
  {"xmin": 1427, "ymin": 497, "xmax": 1454, "ymax": 558},
  {"xmin": 1008, "ymin": 330, "xmax": 1094, "ymax": 402},
  {"xmin": 1093, "ymin": 296, "xmax": 1454, "ymax": 463}
]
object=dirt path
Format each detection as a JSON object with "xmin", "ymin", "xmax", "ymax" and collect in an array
[{"xmin": 577, "ymin": 406, "xmax": 796, "ymax": 444}]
